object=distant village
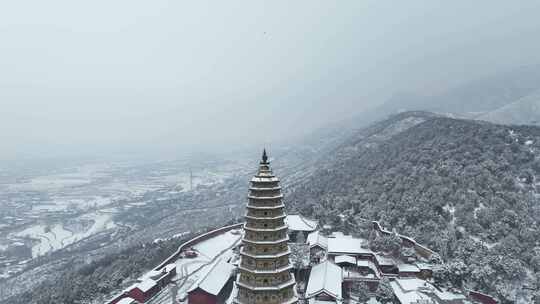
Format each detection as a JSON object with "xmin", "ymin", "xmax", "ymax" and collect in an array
[{"xmin": 107, "ymin": 153, "xmax": 498, "ymax": 304}]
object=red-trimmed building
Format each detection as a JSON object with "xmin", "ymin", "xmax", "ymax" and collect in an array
[
  {"xmin": 188, "ymin": 259, "xmax": 235, "ymax": 304},
  {"xmin": 127, "ymin": 279, "xmax": 159, "ymax": 303}
]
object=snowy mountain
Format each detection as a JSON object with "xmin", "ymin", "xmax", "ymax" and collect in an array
[
  {"xmin": 478, "ymin": 90, "xmax": 540, "ymax": 126},
  {"xmin": 6, "ymin": 110, "xmax": 540, "ymax": 304},
  {"xmin": 287, "ymin": 111, "xmax": 540, "ymax": 303}
]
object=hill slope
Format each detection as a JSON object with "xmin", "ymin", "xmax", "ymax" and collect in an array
[
  {"xmin": 287, "ymin": 112, "xmax": 540, "ymax": 303},
  {"xmin": 479, "ymin": 90, "xmax": 540, "ymax": 126}
]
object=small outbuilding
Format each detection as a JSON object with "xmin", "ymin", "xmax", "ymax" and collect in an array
[
  {"xmin": 128, "ymin": 279, "xmax": 159, "ymax": 303},
  {"xmin": 285, "ymin": 214, "xmax": 318, "ymax": 242},
  {"xmin": 389, "ymin": 278, "xmax": 432, "ymax": 304},
  {"xmin": 327, "ymin": 237, "xmax": 370, "ymax": 260},
  {"xmin": 307, "ymin": 231, "xmax": 328, "ymax": 263},
  {"xmin": 374, "ymin": 254, "xmax": 398, "ymax": 275},
  {"xmin": 334, "ymin": 255, "xmax": 356, "ymax": 267},
  {"xmin": 188, "ymin": 259, "xmax": 235, "ymax": 304},
  {"xmin": 397, "ymin": 264, "xmax": 420, "ymax": 277},
  {"xmin": 306, "ymin": 261, "xmax": 343, "ymax": 304}
]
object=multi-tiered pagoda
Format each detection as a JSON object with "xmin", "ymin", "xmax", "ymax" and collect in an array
[{"xmin": 235, "ymin": 150, "xmax": 298, "ymax": 304}]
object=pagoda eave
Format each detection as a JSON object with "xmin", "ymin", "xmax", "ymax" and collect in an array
[
  {"xmin": 247, "ymin": 194, "xmax": 284, "ymax": 200},
  {"xmin": 235, "ymin": 278, "xmax": 296, "ymax": 291},
  {"xmin": 242, "ymin": 236, "xmax": 289, "ymax": 245},
  {"xmin": 244, "ymin": 214, "xmax": 287, "ymax": 221},
  {"xmin": 251, "ymin": 177, "xmax": 280, "ymax": 182},
  {"xmin": 249, "ymin": 186, "xmax": 282, "ymax": 191},
  {"xmin": 243, "ymin": 224, "xmax": 288, "ymax": 232},
  {"xmin": 239, "ymin": 249, "xmax": 291, "ymax": 259},
  {"xmin": 245, "ymin": 204, "xmax": 285, "ymax": 210},
  {"xmin": 238, "ymin": 264, "xmax": 293, "ymax": 274}
]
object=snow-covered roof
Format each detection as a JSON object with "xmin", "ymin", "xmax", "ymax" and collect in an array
[
  {"xmin": 397, "ymin": 264, "xmax": 420, "ymax": 273},
  {"xmin": 188, "ymin": 259, "xmax": 235, "ymax": 296},
  {"xmin": 164, "ymin": 263, "xmax": 176, "ymax": 273},
  {"xmin": 117, "ymin": 297, "xmax": 137, "ymax": 304},
  {"xmin": 415, "ymin": 263, "xmax": 432, "ymax": 270},
  {"xmin": 308, "ymin": 299, "xmax": 338, "ymax": 304},
  {"xmin": 356, "ymin": 260, "xmax": 370, "ymax": 267},
  {"xmin": 135, "ymin": 279, "xmax": 157, "ymax": 293},
  {"xmin": 306, "ymin": 261, "xmax": 343, "ymax": 300},
  {"xmin": 396, "ymin": 278, "xmax": 430, "ymax": 292},
  {"xmin": 285, "ymin": 215, "xmax": 318, "ymax": 232},
  {"xmin": 138, "ymin": 269, "xmax": 162, "ymax": 281},
  {"xmin": 334, "ymin": 255, "xmax": 356, "ymax": 265},
  {"xmin": 327, "ymin": 237, "xmax": 367, "ymax": 255},
  {"xmin": 389, "ymin": 279, "xmax": 432, "ymax": 304},
  {"xmin": 307, "ymin": 231, "xmax": 328, "ymax": 249},
  {"xmin": 434, "ymin": 288, "xmax": 466, "ymax": 301},
  {"xmin": 374, "ymin": 254, "xmax": 395, "ymax": 266}
]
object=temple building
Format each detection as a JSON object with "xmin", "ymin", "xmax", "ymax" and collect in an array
[{"xmin": 235, "ymin": 150, "xmax": 298, "ymax": 304}]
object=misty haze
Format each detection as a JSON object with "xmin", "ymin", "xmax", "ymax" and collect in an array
[{"xmin": 2, "ymin": 1, "xmax": 540, "ymax": 304}]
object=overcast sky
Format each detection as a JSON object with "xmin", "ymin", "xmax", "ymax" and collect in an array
[{"xmin": 2, "ymin": 0, "xmax": 540, "ymax": 160}]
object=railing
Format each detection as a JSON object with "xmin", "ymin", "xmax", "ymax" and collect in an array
[
  {"xmin": 155, "ymin": 222, "xmax": 243, "ymax": 271},
  {"xmin": 468, "ymin": 290, "xmax": 498, "ymax": 304},
  {"xmin": 372, "ymin": 221, "xmax": 437, "ymax": 259}
]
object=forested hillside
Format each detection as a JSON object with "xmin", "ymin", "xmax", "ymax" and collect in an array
[
  {"xmin": 1, "ymin": 236, "xmax": 182, "ymax": 304},
  {"xmin": 287, "ymin": 111, "xmax": 540, "ymax": 303}
]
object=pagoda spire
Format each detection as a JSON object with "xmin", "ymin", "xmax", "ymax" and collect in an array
[
  {"xmin": 235, "ymin": 150, "xmax": 298, "ymax": 304},
  {"xmin": 261, "ymin": 148, "xmax": 268, "ymax": 164}
]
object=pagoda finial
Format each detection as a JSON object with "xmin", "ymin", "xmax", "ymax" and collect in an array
[{"xmin": 261, "ymin": 148, "xmax": 268, "ymax": 164}]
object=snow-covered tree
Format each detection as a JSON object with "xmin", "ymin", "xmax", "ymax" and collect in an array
[
  {"xmin": 533, "ymin": 291, "xmax": 540, "ymax": 304},
  {"xmin": 375, "ymin": 277, "xmax": 394, "ymax": 304},
  {"xmin": 371, "ymin": 232, "xmax": 401, "ymax": 256},
  {"xmin": 350, "ymin": 282, "xmax": 370, "ymax": 303}
]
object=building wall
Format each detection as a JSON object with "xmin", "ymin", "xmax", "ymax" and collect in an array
[
  {"xmin": 189, "ymin": 288, "xmax": 217, "ymax": 304},
  {"xmin": 108, "ymin": 293, "xmax": 128, "ymax": 304},
  {"xmin": 312, "ymin": 291, "xmax": 337, "ymax": 302},
  {"xmin": 469, "ymin": 291, "xmax": 498, "ymax": 304},
  {"xmin": 127, "ymin": 288, "xmax": 147, "ymax": 303}
]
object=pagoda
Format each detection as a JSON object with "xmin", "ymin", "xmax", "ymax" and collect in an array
[{"xmin": 235, "ymin": 150, "xmax": 298, "ymax": 304}]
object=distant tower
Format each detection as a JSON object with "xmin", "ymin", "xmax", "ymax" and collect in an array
[
  {"xmin": 190, "ymin": 168, "xmax": 193, "ymax": 191},
  {"xmin": 235, "ymin": 149, "xmax": 298, "ymax": 304}
]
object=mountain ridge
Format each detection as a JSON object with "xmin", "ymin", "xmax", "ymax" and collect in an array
[{"xmin": 287, "ymin": 111, "xmax": 540, "ymax": 303}]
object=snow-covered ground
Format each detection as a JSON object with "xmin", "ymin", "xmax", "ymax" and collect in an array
[
  {"xmin": 14, "ymin": 211, "xmax": 116, "ymax": 258},
  {"xmin": 193, "ymin": 230, "xmax": 242, "ymax": 260},
  {"xmin": 146, "ymin": 229, "xmax": 242, "ymax": 304},
  {"xmin": 0, "ymin": 156, "xmax": 249, "ymax": 287}
]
